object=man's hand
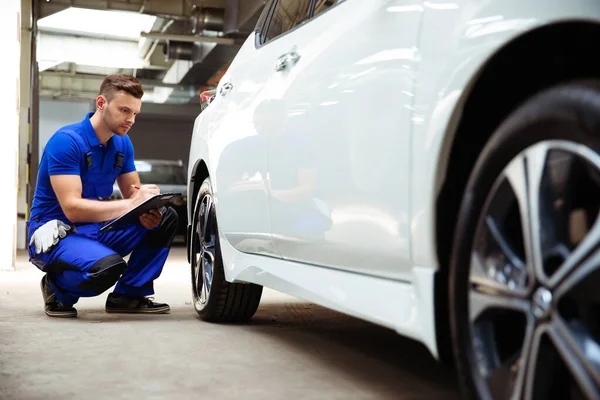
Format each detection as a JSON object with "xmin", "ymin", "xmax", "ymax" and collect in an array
[
  {"xmin": 29, "ymin": 220, "xmax": 71, "ymax": 254},
  {"xmin": 139, "ymin": 209, "xmax": 162, "ymax": 230},
  {"xmin": 130, "ymin": 184, "xmax": 160, "ymax": 207}
]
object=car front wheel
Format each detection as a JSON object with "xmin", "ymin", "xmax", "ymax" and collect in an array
[
  {"xmin": 450, "ymin": 83, "xmax": 600, "ymax": 400},
  {"xmin": 190, "ymin": 177, "xmax": 263, "ymax": 322}
]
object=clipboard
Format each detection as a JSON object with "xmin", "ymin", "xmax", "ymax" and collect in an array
[{"xmin": 100, "ymin": 192, "xmax": 184, "ymax": 233}]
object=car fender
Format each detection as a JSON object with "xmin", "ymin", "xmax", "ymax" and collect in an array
[{"xmin": 410, "ymin": 0, "xmax": 600, "ymax": 269}]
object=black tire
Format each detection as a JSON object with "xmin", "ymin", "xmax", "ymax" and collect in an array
[
  {"xmin": 449, "ymin": 83, "xmax": 600, "ymax": 400},
  {"xmin": 190, "ymin": 177, "xmax": 263, "ymax": 322}
]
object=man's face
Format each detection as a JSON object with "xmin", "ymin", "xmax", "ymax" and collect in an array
[{"xmin": 101, "ymin": 91, "xmax": 142, "ymax": 136}]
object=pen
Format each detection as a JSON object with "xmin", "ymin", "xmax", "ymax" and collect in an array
[{"xmin": 131, "ymin": 185, "xmax": 140, "ymax": 190}]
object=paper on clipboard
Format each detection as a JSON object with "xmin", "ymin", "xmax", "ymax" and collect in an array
[{"xmin": 99, "ymin": 192, "xmax": 184, "ymax": 233}]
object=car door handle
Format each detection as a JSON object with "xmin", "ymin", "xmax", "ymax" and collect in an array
[
  {"xmin": 275, "ymin": 48, "xmax": 301, "ymax": 72},
  {"xmin": 220, "ymin": 82, "xmax": 233, "ymax": 96}
]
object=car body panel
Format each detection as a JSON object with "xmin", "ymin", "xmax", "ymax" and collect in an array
[
  {"xmin": 218, "ymin": 223, "xmax": 439, "ymax": 358},
  {"xmin": 410, "ymin": 0, "xmax": 600, "ymax": 270},
  {"xmin": 187, "ymin": 0, "xmax": 600, "ymax": 359}
]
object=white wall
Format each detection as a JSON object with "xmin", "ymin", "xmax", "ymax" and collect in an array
[
  {"xmin": 0, "ymin": 0, "xmax": 21, "ymax": 270},
  {"xmin": 17, "ymin": 0, "xmax": 31, "ymax": 252},
  {"xmin": 38, "ymin": 98, "xmax": 94, "ymax": 162}
]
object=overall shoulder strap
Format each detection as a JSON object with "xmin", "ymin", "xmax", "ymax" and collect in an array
[
  {"xmin": 62, "ymin": 130, "xmax": 92, "ymax": 171},
  {"xmin": 112, "ymin": 135, "xmax": 125, "ymax": 168}
]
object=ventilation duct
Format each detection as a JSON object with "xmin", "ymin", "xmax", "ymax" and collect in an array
[
  {"xmin": 191, "ymin": 7, "xmax": 225, "ymax": 33},
  {"xmin": 163, "ymin": 41, "xmax": 194, "ymax": 61},
  {"xmin": 160, "ymin": 1, "xmax": 268, "ymax": 101}
]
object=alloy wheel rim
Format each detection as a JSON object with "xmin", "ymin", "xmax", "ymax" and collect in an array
[
  {"xmin": 193, "ymin": 193, "xmax": 215, "ymax": 308},
  {"xmin": 468, "ymin": 140, "xmax": 600, "ymax": 399}
]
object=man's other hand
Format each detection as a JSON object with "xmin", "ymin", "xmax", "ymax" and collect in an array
[
  {"xmin": 139, "ymin": 208, "xmax": 162, "ymax": 230},
  {"xmin": 29, "ymin": 220, "xmax": 71, "ymax": 254}
]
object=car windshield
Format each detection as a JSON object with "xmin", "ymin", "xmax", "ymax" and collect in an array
[{"xmin": 135, "ymin": 161, "xmax": 186, "ymax": 185}]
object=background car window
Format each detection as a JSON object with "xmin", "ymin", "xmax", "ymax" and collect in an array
[
  {"xmin": 312, "ymin": 0, "xmax": 342, "ymax": 17},
  {"xmin": 264, "ymin": 0, "xmax": 312, "ymax": 43},
  {"xmin": 136, "ymin": 162, "xmax": 187, "ymax": 185}
]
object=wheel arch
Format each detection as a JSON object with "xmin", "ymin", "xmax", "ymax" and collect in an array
[
  {"xmin": 433, "ymin": 20, "xmax": 600, "ymax": 365},
  {"xmin": 186, "ymin": 158, "xmax": 210, "ymax": 264}
]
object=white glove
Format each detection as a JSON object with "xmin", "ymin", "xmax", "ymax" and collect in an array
[{"xmin": 29, "ymin": 220, "xmax": 72, "ymax": 254}]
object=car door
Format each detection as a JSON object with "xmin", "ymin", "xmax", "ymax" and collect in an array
[
  {"xmin": 257, "ymin": 0, "xmax": 422, "ymax": 280},
  {"xmin": 209, "ymin": 0, "xmax": 313, "ymax": 256}
]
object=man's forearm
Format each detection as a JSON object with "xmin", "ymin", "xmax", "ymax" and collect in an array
[{"xmin": 62, "ymin": 198, "xmax": 133, "ymax": 223}]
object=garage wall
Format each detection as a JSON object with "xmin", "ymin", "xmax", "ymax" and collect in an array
[
  {"xmin": 39, "ymin": 98, "xmax": 94, "ymax": 161},
  {"xmin": 127, "ymin": 114, "xmax": 196, "ymax": 167}
]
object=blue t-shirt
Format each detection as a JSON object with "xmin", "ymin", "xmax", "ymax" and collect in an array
[{"xmin": 29, "ymin": 112, "xmax": 136, "ymax": 225}]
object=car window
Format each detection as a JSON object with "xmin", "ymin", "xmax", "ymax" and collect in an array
[
  {"xmin": 263, "ymin": 0, "xmax": 312, "ymax": 43},
  {"xmin": 135, "ymin": 162, "xmax": 187, "ymax": 185},
  {"xmin": 312, "ymin": 0, "xmax": 342, "ymax": 18}
]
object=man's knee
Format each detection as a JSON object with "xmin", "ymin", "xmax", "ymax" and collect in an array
[
  {"xmin": 79, "ymin": 254, "xmax": 126, "ymax": 294},
  {"xmin": 146, "ymin": 207, "xmax": 179, "ymax": 248}
]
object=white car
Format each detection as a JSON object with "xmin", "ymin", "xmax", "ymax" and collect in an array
[{"xmin": 186, "ymin": 1, "xmax": 600, "ymax": 399}]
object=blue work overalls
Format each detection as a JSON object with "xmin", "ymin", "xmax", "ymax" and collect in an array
[{"xmin": 27, "ymin": 116, "xmax": 178, "ymax": 306}]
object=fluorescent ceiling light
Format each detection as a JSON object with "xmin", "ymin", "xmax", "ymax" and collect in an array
[
  {"xmin": 37, "ymin": 32, "xmax": 148, "ymax": 69},
  {"xmin": 37, "ymin": 7, "xmax": 157, "ymax": 40}
]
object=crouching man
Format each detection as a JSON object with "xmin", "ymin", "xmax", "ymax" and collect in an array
[{"xmin": 27, "ymin": 74, "xmax": 178, "ymax": 318}]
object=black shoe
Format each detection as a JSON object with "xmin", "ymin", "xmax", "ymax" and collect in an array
[
  {"xmin": 40, "ymin": 275, "xmax": 77, "ymax": 318},
  {"xmin": 105, "ymin": 292, "xmax": 170, "ymax": 314}
]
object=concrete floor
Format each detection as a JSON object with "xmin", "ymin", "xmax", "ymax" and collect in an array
[{"xmin": 0, "ymin": 246, "xmax": 461, "ymax": 400}]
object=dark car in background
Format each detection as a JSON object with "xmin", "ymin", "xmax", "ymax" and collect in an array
[{"xmin": 112, "ymin": 159, "xmax": 188, "ymax": 239}]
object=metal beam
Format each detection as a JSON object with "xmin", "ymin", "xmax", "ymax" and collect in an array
[
  {"xmin": 141, "ymin": 31, "xmax": 237, "ymax": 45},
  {"xmin": 41, "ymin": 71, "xmax": 198, "ymax": 90},
  {"xmin": 37, "ymin": 26, "xmax": 140, "ymax": 43},
  {"xmin": 39, "ymin": 71, "xmax": 199, "ymax": 104}
]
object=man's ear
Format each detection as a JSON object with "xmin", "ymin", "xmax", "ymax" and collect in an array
[{"xmin": 96, "ymin": 95, "xmax": 107, "ymax": 112}]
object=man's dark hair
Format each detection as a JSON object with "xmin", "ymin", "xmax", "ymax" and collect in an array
[{"xmin": 99, "ymin": 74, "xmax": 144, "ymax": 101}]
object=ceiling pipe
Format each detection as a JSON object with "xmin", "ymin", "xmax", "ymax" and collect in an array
[
  {"xmin": 163, "ymin": 41, "xmax": 194, "ymax": 61},
  {"xmin": 141, "ymin": 31, "xmax": 236, "ymax": 45},
  {"xmin": 192, "ymin": 7, "xmax": 225, "ymax": 33}
]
